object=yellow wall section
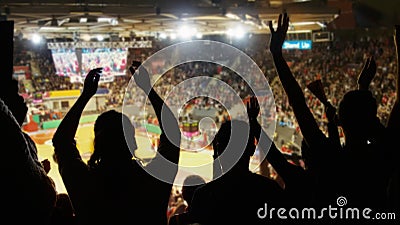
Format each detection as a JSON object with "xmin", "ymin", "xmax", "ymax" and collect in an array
[{"xmin": 49, "ymin": 90, "xmax": 81, "ymax": 98}]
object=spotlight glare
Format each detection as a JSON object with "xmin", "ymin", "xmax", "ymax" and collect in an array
[
  {"xmin": 226, "ymin": 26, "xmax": 245, "ymax": 39},
  {"xmin": 96, "ymin": 35, "xmax": 104, "ymax": 41},
  {"xmin": 160, "ymin": 33, "xmax": 167, "ymax": 39},
  {"xmin": 82, "ymin": 34, "xmax": 91, "ymax": 41},
  {"xmin": 32, "ymin": 34, "xmax": 42, "ymax": 44},
  {"xmin": 178, "ymin": 26, "xmax": 197, "ymax": 39}
]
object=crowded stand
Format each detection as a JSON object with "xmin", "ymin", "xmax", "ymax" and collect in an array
[{"xmin": 14, "ymin": 29, "xmax": 397, "ymax": 148}]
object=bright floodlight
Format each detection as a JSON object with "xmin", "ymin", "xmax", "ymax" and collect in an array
[
  {"xmin": 32, "ymin": 33, "xmax": 42, "ymax": 44},
  {"xmin": 170, "ymin": 33, "xmax": 177, "ymax": 40},
  {"xmin": 178, "ymin": 26, "xmax": 197, "ymax": 39},
  {"xmin": 227, "ymin": 26, "xmax": 245, "ymax": 39},
  {"xmin": 159, "ymin": 33, "xmax": 167, "ymax": 39},
  {"xmin": 110, "ymin": 18, "xmax": 118, "ymax": 26},
  {"xmin": 195, "ymin": 33, "xmax": 203, "ymax": 39},
  {"xmin": 82, "ymin": 34, "xmax": 91, "ymax": 41},
  {"xmin": 96, "ymin": 35, "xmax": 104, "ymax": 41}
]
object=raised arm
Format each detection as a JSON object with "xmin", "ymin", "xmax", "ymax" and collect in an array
[
  {"xmin": 357, "ymin": 56, "xmax": 376, "ymax": 91},
  {"xmin": 268, "ymin": 13, "xmax": 326, "ymax": 148},
  {"xmin": 129, "ymin": 63, "xmax": 181, "ymax": 164},
  {"xmin": 306, "ymin": 80, "xmax": 341, "ymax": 148},
  {"xmin": 51, "ymin": 68, "xmax": 101, "ymax": 225},
  {"xmin": 325, "ymin": 102, "xmax": 341, "ymax": 148},
  {"xmin": 52, "ymin": 68, "xmax": 102, "ymax": 145},
  {"xmin": 247, "ymin": 96, "xmax": 298, "ymax": 180},
  {"xmin": 387, "ymin": 25, "xmax": 400, "ymax": 130}
]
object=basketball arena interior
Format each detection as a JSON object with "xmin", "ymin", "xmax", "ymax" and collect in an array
[{"xmin": 1, "ymin": 0, "xmax": 400, "ymax": 223}]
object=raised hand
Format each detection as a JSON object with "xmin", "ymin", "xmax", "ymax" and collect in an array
[
  {"xmin": 268, "ymin": 12, "xmax": 327, "ymax": 151},
  {"xmin": 268, "ymin": 12, "xmax": 289, "ymax": 55},
  {"xmin": 357, "ymin": 56, "xmax": 376, "ymax": 90},
  {"xmin": 307, "ymin": 79, "xmax": 328, "ymax": 105},
  {"xmin": 82, "ymin": 68, "xmax": 102, "ymax": 98},
  {"xmin": 129, "ymin": 61, "xmax": 152, "ymax": 94},
  {"xmin": 129, "ymin": 60, "xmax": 141, "ymax": 73},
  {"xmin": 247, "ymin": 96, "xmax": 262, "ymax": 141},
  {"xmin": 246, "ymin": 96, "xmax": 260, "ymax": 122}
]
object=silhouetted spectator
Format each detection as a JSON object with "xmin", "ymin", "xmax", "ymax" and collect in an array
[
  {"xmin": 387, "ymin": 25, "xmax": 400, "ymax": 212},
  {"xmin": 188, "ymin": 117, "xmax": 285, "ymax": 224},
  {"xmin": 52, "ymin": 65, "xmax": 181, "ymax": 225},
  {"xmin": 169, "ymin": 175, "xmax": 206, "ymax": 225},
  {"xmin": 0, "ymin": 79, "xmax": 57, "ymax": 225},
  {"xmin": 269, "ymin": 13, "xmax": 399, "ymax": 210},
  {"xmin": 247, "ymin": 96, "xmax": 314, "ymax": 208},
  {"xmin": 50, "ymin": 193, "xmax": 76, "ymax": 225}
]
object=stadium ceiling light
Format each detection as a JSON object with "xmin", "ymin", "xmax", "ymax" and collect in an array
[
  {"xmin": 79, "ymin": 17, "xmax": 87, "ymax": 23},
  {"xmin": 110, "ymin": 18, "xmax": 118, "ymax": 26},
  {"xmin": 225, "ymin": 13, "xmax": 240, "ymax": 20},
  {"xmin": 97, "ymin": 17, "xmax": 110, "ymax": 23},
  {"xmin": 96, "ymin": 17, "xmax": 118, "ymax": 26},
  {"xmin": 178, "ymin": 26, "xmax": 197, "ymax": 39},
  {"xmin": 96, "ymin": 35, "xmax": 104, "ymax": 41},
  {"xmin": 316, "ymin": 22, "xmax": 326, "ymax": 28},
  {"xmin": 290, "ymin": 21, "xmax": 316, "ymax": 26},
  {"xmin": 195, "ymin": 32, "xmax": 203, "ymax": 39},
  {"xmin": 159, "ymin": 33, "xmax": 167, "ymax": 39},
  {"xmin": 82, "ymin": 34, "xmax": 91, "ymax": 41},
  {"xmin": 226, "ymin": 26, "xmax": 245, "ymax": 39},
  {"xmin": 170, "ymin": 33, "xmax": 177, "ymax": 40},
  {"xmin": 39, "ymin": 26, "xmax": 64, "ymax": 31},
  {"xmin": 244, "ymin": 20, "xmax": 256, "ymax": 26},
  {"xmin": 287, "ymin": 30, "xmax": 312, "ymax": 34},
  {"xmin": 32, "ymin": 33, "xmax": 42, "ymax": 44}
]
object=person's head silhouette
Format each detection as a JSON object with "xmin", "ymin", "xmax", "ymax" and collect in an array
[
  {"xmin": 0, "ymin": 79, "xmax": 28, "ymax": 126},
  {"xmin": 182, "ymin": 175, "xmax": 206, "ymax": 205},
  {"xmin": 88, "ymin": 110, "xmax": 137, "ymax": 169},
  {"xmin": 338, "ymin": 90, "xmax": 381, "ymax": 141}
]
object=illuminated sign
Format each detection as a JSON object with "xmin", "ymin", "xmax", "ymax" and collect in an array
[{"xmin": 282, "ymin": 40, "xmax": 312, "ymax": 50}]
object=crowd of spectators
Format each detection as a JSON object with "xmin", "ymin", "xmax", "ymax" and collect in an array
[
  {"xmin": 244, "ymin": 33, "xmax": 398, "ymax": 138},
  {"xmin": 13, "ymin": 29, "xmax": 397, "ymax": 137},
  {"xmin": 4, "ymin": 11, "xmax": 399, "ymax": 224}
]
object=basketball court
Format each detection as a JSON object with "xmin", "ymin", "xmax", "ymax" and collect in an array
[
  {"xmin": 31, "ymin": 119, "xmax": 216, "ymax": 193},
  {"xmin": 30, "ymin": 114, "xmax": 267, "ymax": 193}
]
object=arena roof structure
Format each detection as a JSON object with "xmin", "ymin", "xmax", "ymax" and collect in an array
[{"xmin": 0, "ymin": 0, "xmax": 341, "ymax": 41}]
